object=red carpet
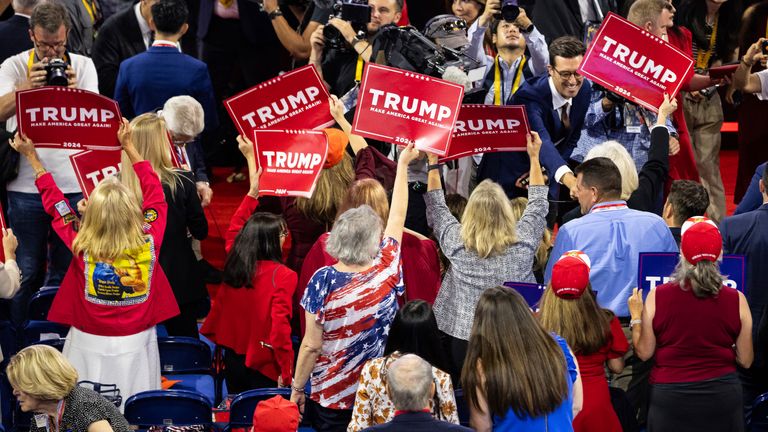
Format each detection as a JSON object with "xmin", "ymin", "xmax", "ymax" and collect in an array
[{"xmin": 201, "ymin": 150, "xmax": 741, "ymax": 277}]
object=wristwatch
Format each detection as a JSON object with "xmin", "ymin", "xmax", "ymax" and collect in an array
[
  {"xmin": 522, "ymin": 23, "xmax": 534, "ymax": 34},
  {"xmin": 268, "ymin": 8, "xmax": 283, "ymax": 20}
]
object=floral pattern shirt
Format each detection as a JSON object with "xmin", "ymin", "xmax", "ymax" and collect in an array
[{"xmin": 347, "ymin": 352, "xmax": 459, "ymax": 431}]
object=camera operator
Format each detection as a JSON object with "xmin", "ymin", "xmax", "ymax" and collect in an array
[
  {"xmin": 0, "ymin": 1, "xmax": 97, "ymax": 324},
  {"xmin": 469, "ymin": 0, "xmax": 547, "ymax": 105},
  {"xmin": 309, "ymin": 0, "xmax": 403, "ymax": 96}
]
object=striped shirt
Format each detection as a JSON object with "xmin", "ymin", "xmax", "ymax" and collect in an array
[{"xmin": 301, "ymin": 237, "xmax": 403, "ymax": 410}]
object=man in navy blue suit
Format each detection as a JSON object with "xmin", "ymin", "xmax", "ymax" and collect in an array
[
  {"xmin": 361, "ymin": 354, "xmax": 471, "ymax": 432},
  {"xmin": 720, "ymin": 166, "xmax": 768, "ymax": 407},
  {"xmin": 0, "ymin": 0, "xmax": 38, "ymax": 64},
  {"xmin": 478, "ymin": 36, "xmax": 591, "ymax": 217},
  {"xmin": 114, "ymin": 0, "xmax": 217, "ymax": 132}
]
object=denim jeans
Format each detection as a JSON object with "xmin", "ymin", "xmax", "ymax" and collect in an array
[{"xmin": 6, "ymin": 191, "xmax": 82, "ymax": 325}]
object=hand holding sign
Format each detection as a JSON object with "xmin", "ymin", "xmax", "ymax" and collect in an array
[
  {"xmin": 627, "ymin": 287, "xmax": 644, "ymax": 320},
  {"xmin": 236, "ymin": 134, "xmax": 262, "ymax": 199}
]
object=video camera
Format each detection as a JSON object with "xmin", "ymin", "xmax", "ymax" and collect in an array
[
  {"xmin": 320, "ymin": 0, "xmax": 371, "ymax": 51},
  {"xmin": 376, "ymin": 24, "xmax": 480, "ymax": 78}
]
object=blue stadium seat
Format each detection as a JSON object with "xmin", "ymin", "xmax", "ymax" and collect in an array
[
  {"xmin": 454, "ymin": 388, "xmax": 469, "ymax": 427},
  {"xmin": 227, "ymin": 388, "xmax": 292, "ymax": 430},
  {"xmin": 124, "ymin": 389, "xmax": 212, "ymax": 430},
  {"xmin": 25, "ymin": 286, "xmax": 58, "ymax": 321},
  {"xmin": 22, "ymin": 321, "xmax": 69, "ymax": 348},
  {"xmin": 748, "ymin": 391, "xmax": 768, "ymax": 428},
  {"xmin": 158, "ymin": 337, "xmax": 215, "ymax": 403}
]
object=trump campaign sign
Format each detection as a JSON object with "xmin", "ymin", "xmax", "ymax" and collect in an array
[
  {"xmin": 252, "ymin": 129, "xmax": 328, "ymax": 198},
  {"xmin": 638, "ymin": 252, "xmax": 746, "ymax": 292},
  {"xmin": 69, "ymin": 149, "xmax": 122, "ymax": 199},
  {"xmin": 440, "ymin": 104, "xmax": 530, "ymax": 162},
  {"xmin": 352, "ymin": 63, "xmax": 464, "ymax": 156},
  {"xmin": 503, "ymin": 282, "xmax": 547, "ymax": 308},
  {"xmin": 16, "ymin": 87, "xmax": 122, "ymax": 150},
  {"xmin": 224, "ymin": 65, "xmax": 334, "ymax": 136},
  {"xmin": 578, "ymin": 13, "xmax": 694, "ymax": 112}
]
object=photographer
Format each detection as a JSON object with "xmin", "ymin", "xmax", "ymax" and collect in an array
[
  {"xmin": 0, "ymin": 1, "xmax": 97, "ymax": 324},
  {"xmin": 469, "ymin": 0, "xmax": 548, "ymax": 105},
  {"xmin": 309, "ymin": 0, "xmax": 403, "ymax": 96}
]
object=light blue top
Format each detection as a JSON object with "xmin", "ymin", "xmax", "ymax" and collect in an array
[{"xmin": 545, "ymin": 201, "xmax": 678, "ymax": 316}]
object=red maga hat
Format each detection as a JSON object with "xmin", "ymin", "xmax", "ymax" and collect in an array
[
  {"xmin": 551, "ymin": 250, "xmax": 591, "ymax": 299},
  {"xmin": 680, "ymin": 216, "xmax": 722, "ymax": 265}
]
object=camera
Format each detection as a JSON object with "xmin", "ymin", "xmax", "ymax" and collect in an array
[
  {"xmin": 762, "ymin": 39, "xmax": 768, "ymax": 55},
  {"xmin": 494, "ymin": 0, "xmax": 520, "ymax": 22},
  {"xmin": 45, "ymin": 59, "xmax": 69, "ymax": 87},
  {"xmin": 322, "ymin": 0, "xmax": 371, "ymax": 51}
]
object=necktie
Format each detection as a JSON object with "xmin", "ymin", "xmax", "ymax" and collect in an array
[{"xmin": 561, "ymin": 102, "xmax": 571, "ymax": 133}]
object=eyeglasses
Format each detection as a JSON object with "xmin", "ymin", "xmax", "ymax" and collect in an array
[
  {"xmin": 33, "ymin": 38, "xmax": 66, "ymax": 53},
  {"xmin": 552, "ymin": 66, "xmax": 583, "ymax": 81}
]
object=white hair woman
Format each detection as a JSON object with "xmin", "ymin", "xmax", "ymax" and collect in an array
[
  {"xmin": 423, "ymin": 132, "xmax": 548, "ymax": 381},
  {"xmin": 10, "ymin": 123, "xmax": 179, "ymax": 410},
  {"xmin": 7, "ymin": 345, "xmax": 131, "ymax": 432},
  {"xmin": 562, "ymin": 94, "xmax": 678, "ymax": 224},
  {"xmin": 628, "ymin": 217, "xmax": 753, "ymax": 431},
  {"xmin": 289, "ymin": 144, "xmax": 420, "ymax": 431}
]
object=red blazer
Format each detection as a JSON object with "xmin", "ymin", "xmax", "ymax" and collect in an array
[
  {"xmin": 41, "ymin": 161, "xmax": 179, "ymax": 336},
  {"xmin": 201, "ymin": 195, "xmax": 297, "ymax": 384}
]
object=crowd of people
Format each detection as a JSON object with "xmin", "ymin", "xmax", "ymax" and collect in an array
[{"xmin": 0, "ymin": 0, "xmax": 768, "ymax": 431}]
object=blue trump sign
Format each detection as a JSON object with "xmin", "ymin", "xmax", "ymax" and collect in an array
[
  {"xmin": 637, "ymin": 253, "xmax": 746, "ymax": 292},
  {"xmin": 503, "ymin": 282, "xmax": 547, "ymax": 307}
]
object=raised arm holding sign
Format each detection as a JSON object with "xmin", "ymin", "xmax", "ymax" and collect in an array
[{"xmin": 578, "ymin": 13, "xmax": 694, "ymax": 112}]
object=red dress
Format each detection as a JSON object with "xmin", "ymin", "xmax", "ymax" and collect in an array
[
  {"xmin": 572, "ymin": 316, "xmax": 629, "ymax": 432},
  {"xmin": 200, "ymin": 195, "xmax": 297, "ymax": 384}
]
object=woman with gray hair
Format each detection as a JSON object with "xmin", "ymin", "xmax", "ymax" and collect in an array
[
  {"xmin": 290, "ymin": 144, "xmax": 420, "ymax": 432},
  {"xmin": 561, "ymin": 93, "xmax": 678, "ymax": 224},
  {"xmin": 628, "ymin": 217, "xmax": 752, "ymax": 431}
]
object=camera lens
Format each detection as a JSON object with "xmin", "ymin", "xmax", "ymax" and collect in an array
[
  {"xmin": 501, "ymin": 4, "xmax": 519, "ymax": 22},
  {"xmin": 46, "ymin": 60, "xmax": 69, "ymax": 87}
]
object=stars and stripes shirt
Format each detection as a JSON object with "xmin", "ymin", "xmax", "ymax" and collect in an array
[{"xmin": 301, "ymin": 237, "xmax": 404, "ymax": 410}]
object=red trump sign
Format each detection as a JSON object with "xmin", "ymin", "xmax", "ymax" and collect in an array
[
  {"xmin": 352, "ymin": 63, "xmax": 465, "ymax": 156},
  {"xmin": 578, "ymin": 13, "xmax": 694, "ymax": 112},
  {"xmin": 224, "ymin": 65, "xmax": 334, "ymax": 136},
  {"xmin": 69, "ymin": 149, "xmax": 122, "ymax": 199},
  {"xmin": 252, "ymin": 129, "xmax": 328, "ymax": 198},
  {"xmin": 16, "ymin": 87, "xmax": 122, "ymax": 150},
  {"xmin": 440, "ymin": 105, "xmax": 530, "ymax": 162}
]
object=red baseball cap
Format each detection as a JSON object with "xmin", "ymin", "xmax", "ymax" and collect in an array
[
  {"xmin": 551, "ymin": 251, "xmax": 591, "ymax": 299},
  {"xmin": 323, "ymin": 128, "xmax": 348, "ymax": 168},
  {"xmin": 251, "ymin": 396, "xmax": 299, "ymax": 432},
  {"xmin": 680, "ymin": 216, "xmax": 722, "ymax": 265}
]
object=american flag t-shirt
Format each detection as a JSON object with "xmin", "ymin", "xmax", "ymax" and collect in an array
[{"xmin": 301, "ymin": 237, "xmax": 404, "ymax": 410}]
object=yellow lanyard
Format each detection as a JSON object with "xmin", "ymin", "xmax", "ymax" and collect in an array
[
  {"xmin": 695, "ymin": 14, "xmax": 718, "ymax": 70},
  {"xmin": 355, "ymin": 56, "xmax": 364, "ymax": 82},
  {"xmin": 493, "ymin": 55, "xmax": 526, "ymax": 105},
  {"xmin": 81, "ymin": 0, "xmax": 96, "ymax": 23}
]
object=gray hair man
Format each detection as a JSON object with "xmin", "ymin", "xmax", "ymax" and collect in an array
[
  {"xmin": 361, "ymin": 354, "xmax": 471, "ymax": 431},
  {"xmin": 162, "ymin": 95, "xmax": 212, "ymax": 207}
]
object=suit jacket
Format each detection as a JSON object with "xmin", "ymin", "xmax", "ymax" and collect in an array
[
  {"xmin": 477, "ymin": 73, "xmax": 591, "ymax": 198},
  {"xmin": 530, "ymin": 0, "xmax": 622, "ymax": 43},
  {"xmin": 197, "ymin": 0, "xmax": 277, "ymax": 46},
  {"xmin": 0, "ymin": 14, "xmax": 33, "ymax": 64},
  {"xmin": 158, "ymin": 170, "xmax": 208, "ymax": 305},
  {"xmin": 114, "ymin": 45, "xmax": 219, "ymax": 129},
  {"xmin": 91, "ymin": 4, "xmax": 146, "ymax": 97},
  {"xmin": 721, "ymin": 204, "xmax": 768, "ymax": 345},
  {"xmin": 361, "ymin": 412, "xmax": 472, "ymax": 432}
]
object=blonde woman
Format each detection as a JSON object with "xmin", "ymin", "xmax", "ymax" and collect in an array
[
  {"xmin": 10, "ymin": 123, "xmax": 179, "ymax": 410},
  {"xmin": 509, "ymin": 197, "xmax": 552, "ymax": 283},
  {"xmin": 120, "ymin": 113, "xmax": 208, "ymax": 338},
  {"xmin": 424, "ymin": 132, "xmax": 548, "ymax": 380},
  {"xmin": 7, "ymin": 345, "xmax": 131, "ymax": 432}
]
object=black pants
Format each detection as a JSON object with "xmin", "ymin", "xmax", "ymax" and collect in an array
[
  {"xmin": 162, "ymin": 304, "xmax": 200, "ymax": 338},
  {"xmin": 223, "ymin": 348, "xmax": 276, "ymax": 395},
  {"xmin": 305, "ymin": 398, "xmax": 352, "ymax": 432}
]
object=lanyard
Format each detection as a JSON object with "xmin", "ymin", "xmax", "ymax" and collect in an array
[
  {"xmin": 695, "ymin": 14, "xmax": 718, "ymax": 70},
  {"xmin": 81, "ymin": 0, "xmax": 96, "ymax": 24},
  {"xmin": 355, "ymin": 55, "xmax": 364, "ymax": 82},
  {"xmin": 590, "ymin": 202, "xmax": 628, "ymax": 213},
  {"xmin": 27, "ymin": 50, "xmax": 68, "ymax": 74},
  {"xmin": 493, "ymin": 55, "xmax": 526, "ymax": 105}
]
